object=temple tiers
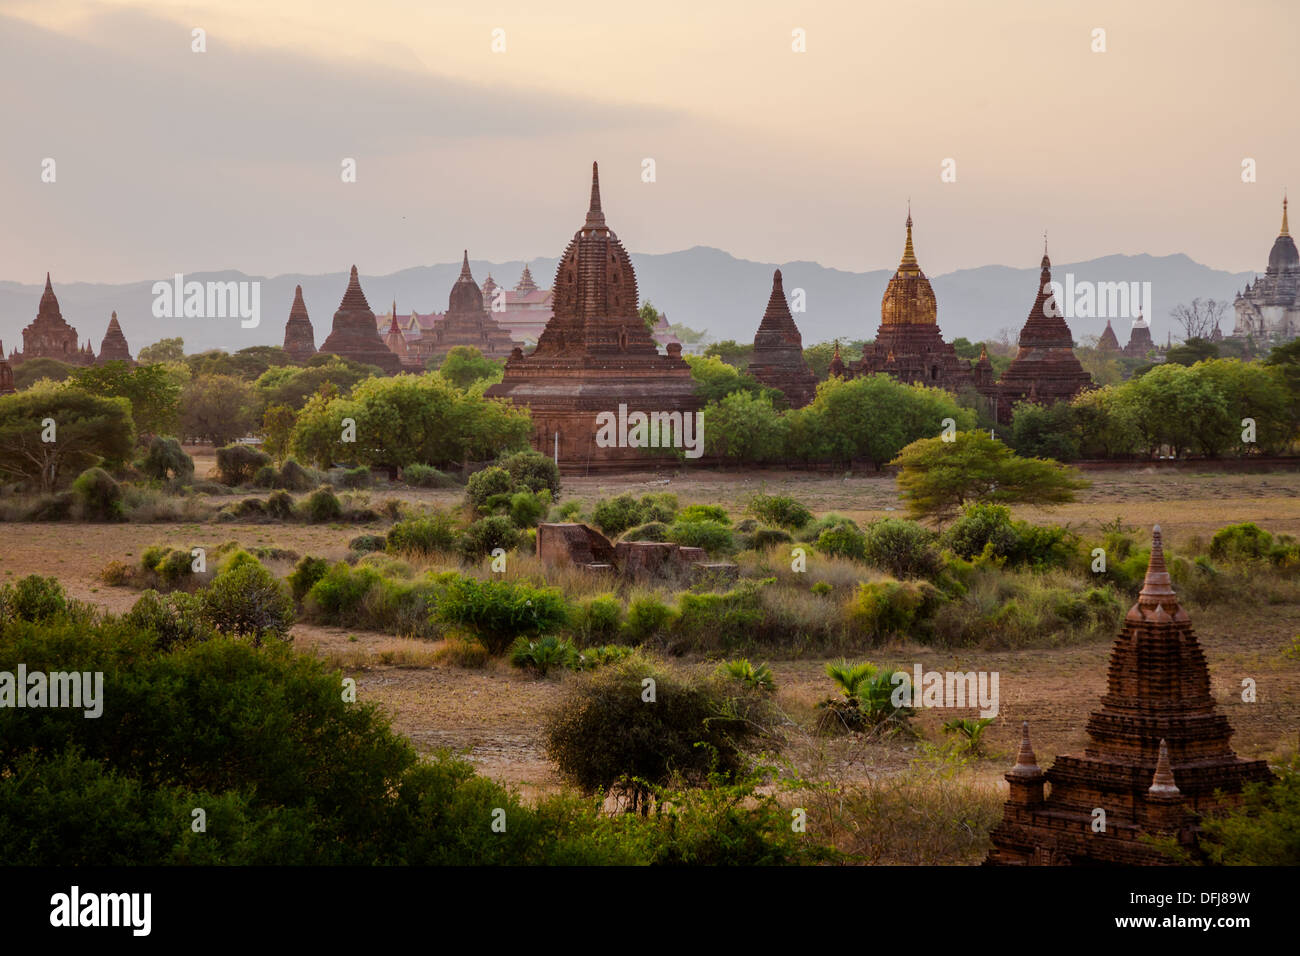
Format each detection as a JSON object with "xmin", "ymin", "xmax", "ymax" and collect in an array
[
  {"xmin": 746, "ymin": 269, "xmax": 818, "ymax": 408},
  {"xmin": 855, "ymin": 212, "xmax": 975, "ymax": 389},
  {"xmin": 1097, "ymin": 319, "xmax": 1121, "ymax": 351},
  {"xmin": 1124, "ymin": 314, "xmax": 1156, "ymax": 357},
  {"xmin": 317, "ymin": 266, "xmax": 403, "ymax": 374},
  {"xmin": 1232, "ymin": 196, "xmax": 1300, "ymax": 341},
  {"xmin": 986, "ymin": 526, "xmax": 1274, "ymax": 865},
  {"xmin": 991, "ymin": 246, "xmax": 1092, "ymax": 422},
  {"xmin": 417, "ymin": 251, "xmax": 519, "ymax": 364},
  {"xmin": 282, "ymin": 285, "xmax": 317, "ymax": 364},
  {"xmin": 486, "ymin": 162, "xmax": 702, "ymax": 470},
  {"xmin": 96, "ymin": 312, "xmax": 134, "ymax": 365},
  {"xmin": 12, "ymin": 274, "xmax": 93, "ymax": 366}
]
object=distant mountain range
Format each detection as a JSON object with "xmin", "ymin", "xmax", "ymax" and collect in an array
[{"xmin": 0, "ymin": 248, "xmax": 1255, "ymax": 356}]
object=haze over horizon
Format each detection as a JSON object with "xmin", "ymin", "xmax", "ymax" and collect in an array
[{"xmin": 2, "ymin": 0, "xmax": 1296, "ymax": 285}]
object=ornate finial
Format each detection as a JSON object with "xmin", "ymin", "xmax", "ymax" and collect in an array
[
  {"xmin": 899, "ymin": 207, "xmax": 918, "ymax": 271},
  {"xmin": 1149, "ymin": 738, "xmax": 1180, "ymax": 795},
  {"xmin": 1137, "ymin": 524, "xmax": 1179, "ymax": 609},
  {"xmin": 1283, "ymin": 191, "xmax": 1290, "ymax": 237},
  {"xmin": 1010, "ymin": 721, "xmax": 1041, "ymax": 777},
  {"xmin": 586, "ymin": 161, "xmax": 605, "ymax": 227}
]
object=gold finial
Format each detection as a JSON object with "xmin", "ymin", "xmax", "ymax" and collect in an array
[{"xmin": 899, "ymin": 205, "xmax": 918, "ymax": 271}]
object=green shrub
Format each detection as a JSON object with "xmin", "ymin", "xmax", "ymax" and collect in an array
[
  {"xmin": 679, "ymin": 504, "xmax": 730, "ymax": 525},
  {"xmin": 466, "ymin": 466, "xmax": 512, "ymax": 510},
  {"xmin": 748, "ymin": 494, "xmax": 812, "ymax": 530},
  {"xmin": 816, "ymin": 523, "xmax": 867, "ymax": 560},
  {"xmin": 863, "ymin": 519, "xmax": 941, "ymax": 579},
  {"xmin": 459, "ymin": 515, "xmax": 521, "ymax": 561},
  {"xmin": 278, "ymin": 458, "xmax": 314, "ymax": 491},
  {"xmin": 266, "ymin": 490, "xmax": 295, "ymax": 519},
  {"xmin": 749, "ymin": 527, "xmax": 793, "ymax": 551},
  {"xmin": 198, "ymin": 558, "xmax": 294, "ymax": 645},
  {"xmin": 500, "ymin": 449, "xmax": 561, "ymax": 499},
  {"xmin": 349, "ymin": 534, "xmax": 387, "ymax": 554},
  {"xmin": 667, "ymin": 519, "xmax": 734, "ymax": 554},
  {"xmin": 509, "ymin": 635, "xmax": 580, "ymax": 676},
  {"xmin": 402, "ymin": 463, "xmax": 457, "ymax": 488},
  {"xmin": 799, "ymin": 513, "xmax": 858, "ymax": 543},
  {"xmin": 716, "ymin": 658, "xmax": 775, "ymax": 693},
  {"xmin": 138, "ymin": 436, "xmax": 194, "ymax": 482},
  {"xmin": 625, "ymin": 596, "xmax": 677, "ymax": 642},
  {"xmin": 386, "ymin": 514, "xmax": 459, "ymax": 556},
  {"xmin": 621, "ymin": 522, "xmax": 670, "ymax": 542},
  {"xmin": 288, "ymin": 556, "xmax": 330, "ymax": 602},
  {"xmin": 638, "ymin": 493, "xmax": 678, "ymax": 524},
  {"xmin": 436, "ymin": 577, "xmax": 571, "ymax": 654},
  {"xmin": 122, "ymin": 589, "xmax": 213, "ymax": 650},
  {"xmin": 303, "ymin": 487, "xmax": 342, "ymax": 523},
  {"xmin": 570, "ymin": 595, "xmax": 624, "ymax": 646},
  {"xmin": 1, "ymin": 575, "xmax": 69, "ymax": 624},
  {"xmin": 338, "ymin": 465, "xmax": 371, "ymax": 489},
  {"xmin": 155, "ymin": 548, "xmax": 195, "ymax": 586},
  {"xmin": 72, "ymin": 467, "xmax": 125, "ymax": 521},
  {"xmin": 509, "ymin": 490, "xmax": 549, "ymax": 528},
  {"xmin": 848, "ymin": 579, "xmax": 943, "ymax": 642},
  {"xmin": 592, "ymin": 494, "xmax": 643, "ymax": 536},
  {"xmin": 675, "ymin": 585, "xmax": 767, "ymax": 652},
  {"xmin": 215, "ymin": 444, "xmax": 272, "ymax": 486},
  {"xmin": 943, "ymin": 504, "xmax": 1018, "ymax": 560},
  {"xmin": 251, "ymin": 464, "xmax": 278, "ymax": 489},
  {"xmin": 1210, "ymin": 522, "xmax": 1274, "ymax": 563},
  {"xmin": 542, "ymin": 655, "xmax": 771, "ymax": 812}
]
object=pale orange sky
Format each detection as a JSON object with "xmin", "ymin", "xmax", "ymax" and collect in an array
[{"xmin": 1, "ymin": 0, "xmax": 1296, "ymax": 281}]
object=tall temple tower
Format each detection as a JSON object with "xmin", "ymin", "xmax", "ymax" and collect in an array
[
  {"xmin": 746, "ymin": 269, "xmax": 818, "ymax": 408},
  {"xmin": 1232, "ymin": 195, "xmax": 1300, "ymax": 341},
  {"xmin": 282, "ymin": 285, "xmax": 317, "ymax": 364},
  {"xmin": 317, "ymin": 266, "xmax": 403, "ymax": 374},
  {"xmin": 96, "ymin": 312, "xmax": 134, "ymax": 365},
  {"xmin": 856, "ymin": 211, "xmax": 974, "ymax": 388},
  {"xmin": 14, "ymin": 274, "xmax": 93, "ymax": 366},
  {"xmin": 421, "ymin": 251, "xmax": 518, "ymax": 363},
  {"xmin": 991, "ymin": 243, "xmax": 1092, "ymax": 423},
  {"xmin": 486, "ymin": 162, "xmax": 702, "ymax": 470},
  {"xmin": 986, "ymin": 526, "xmax": 1274, "ymax": 865}
]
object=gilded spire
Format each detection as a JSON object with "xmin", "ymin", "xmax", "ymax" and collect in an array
[
  {"xmin": 899, "ymin": 206, "xmax": 918, "ymax": 272},
  {"xmin": 1282, "ymin": 192, "xmax": 1290, "ymax": 237},
  {"xmin": 585, "ymin": 161, "xmax": 605, "ymax": 228}
]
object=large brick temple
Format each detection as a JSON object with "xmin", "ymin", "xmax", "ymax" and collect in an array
[
  {"xmin": 96, "ymin": 312, "xmax": 134, "ymax": 365},
  {"xmin": 416, "ymin": 251, "xmax": 519, "ymax": 365},
  {"xmin": 9, "ymin": 274, "xmax": 95, "ymax": 367},
  {"xmin": 746, "ymin": 268, "xmax": 818, "ymax": 408},
  {"xmin": 986, "ymin": 526, "xmax": 1274, "ymax": 865},
  {"xmin": 485, "ymin": 162, "xmax": 701, "ymax": 470},
  {"xmin": 989, "ymin": 245, "xmax": 1092, "ymax": 422},
  {"xmin": 317, "ymin": 266, "xmax": 403, "ymax": 374},
  {"xmin": 282, "ymin": 285, "xmax": 317, "ymax": 364}
]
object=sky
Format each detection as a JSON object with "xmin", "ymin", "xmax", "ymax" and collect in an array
[{"xmin": 1, "ymin": 0, "xmax": 1296, "ymax": 284}]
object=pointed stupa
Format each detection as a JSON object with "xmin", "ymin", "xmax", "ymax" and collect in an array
[
  {"xmin": 515, "ymin": 262, "xmax": 538, "ymax": 294},
  {"xmin": 96, "ymin": 311, "xmax": 134, "ymax": 365},
  {"xmin": 1148, "ymin": 739, "xmax": 1180, "ymax": 795},
  {"xmin": 828, "ymin": 340, "xmax": 847, "ymax": 379},
  {"xmin": 1267, "ymin": 192, "xmax": 1299, "ymax": 273},
  {"xmin": 1098, "ymin": 319, "xmax": 1121, "ymax": 351},
  {"xmin": 17, "ymin": 272, "xmax": 86, "ymax": 365},
  {"xmin": 1009, "ymin": 721, "xmax": 1042, "ymax": 777},
  {"xmin": 746, "ymin": 269, "xmax": 818, "ymax": 407},
  {"xmin": 317, "ymin": 266, "xmax": 402, "ymax": 374},
  {"xmin": 282, "ymin": 284, "xmax": 317, "ymax": 364},
  {"xmin": 424, "ymin": 250, "xmax": 517, "ymax": 360}
]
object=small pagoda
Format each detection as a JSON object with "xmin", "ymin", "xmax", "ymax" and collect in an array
[
  {"xmin": 317, "ymin": 266, "xmax": 403, "ymax": 374},
  {"xmin": 282, "ymin": 285, "xmax": 317, "ymax": 364},
  {"xmin": 746, "ymin": 269, "xmax": 818, "ymax": 408},
  {"xmin": 421, "ymin": 251, "xmax": 518, "ymax": 363},
  {"xmin": 95, "ymin": 312, "xmax": 134, "ymax": 365},
  {"xmin": 986, "ymin": 526, "xmax": 1274, "ymax": 865},
  {"xmin": 1097, "ymin": 319, "xmax": 1121, "ymax": 352},
  {"xmin": 486, "ymin": 162, "xmax": 701, "ymax": 470},
  {"xmin": 1124, "ymin": 315, "xmax": 1156, "ymax": 357}
]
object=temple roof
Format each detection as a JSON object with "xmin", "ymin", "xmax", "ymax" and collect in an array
[
  {"xmin": 1268, "ymin": 195, "xmax": 1299, "ymax": 274},
  {"xmin": 1016, "ymin": 245, "xmax": 1076, "ymax": 349},
  {"xmin": 880, "ymin": 210, "xmax": 937, "ymax": 326},
  {"xmin": 448, "ymin": 250, "xmax": 485, "ymax": 315}
]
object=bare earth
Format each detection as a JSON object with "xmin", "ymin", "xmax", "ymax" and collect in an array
[{"xmin": 4, "ymin": 467, "xmax": 1298, "ymax": 795}]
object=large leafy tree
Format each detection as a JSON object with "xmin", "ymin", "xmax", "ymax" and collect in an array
[
  {"xmin": 254, "ymin": 356, "xmax": 378, "ymax": 411},
  {"xmin": 432, "ymin": 346, "xmax": 504, "ymax": 390},
  {"xmin": 686, "ymin": 354, "xmax": 783, "ymax": 406},
  {"xmin": 68, "ymin": 361, "xmax": 181, "ymax": 439},
  {"xmin": 11, "ymin": 358, "xmax": 74, "ymax": 390},
  {"xmin": 136, "ymin": 336, "xmax": 185, "ymax": 364},
  {"xmin": 892, "ymin": 430, "xmax": 1089, "ymax": 521},
  {"xmin": 703, "ymin": 391, "xmax": 788, "ymax": 464},
  {"xmin": 0, "ymin": 385, "xmax": 135, "ymax": 490},
  {"xmin": 180, "ymin": 373, "xmax": 258, "ymax": 446}
]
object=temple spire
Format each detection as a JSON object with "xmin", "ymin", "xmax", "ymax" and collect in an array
[
  {"xmin": 1149, "ymin": 739, "xmax": 1180, "ymax": 795},
  {"xmin": 585, "ymin": 161, "xmax": 605, "ymax": 227},
  {"xmin": 460, "ymin": 250, "xmax": 472, "ymax": 278},
  {"xmin": 1009, "ymin": 721, "xmax": 1041, "ymax": 777},
  {"xmin": 899, "ymin": 206, "xmax": 918, "ymax": 271},
  {"xmin": 1137, "ymin": 524, "xmax": 1179, "ymax": 610},
  {"xmin": 44, "ymin": 272, "xmax": 53, "ymax": 294},
  {"xmin": 1282, "ymin": 192, "xmax": 1290, "ymax": 237}
]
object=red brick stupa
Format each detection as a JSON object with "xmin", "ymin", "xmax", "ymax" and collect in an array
[
  {"xmin": 986, "ymin": 526, "xmax": 1274, "ymax": 865},
  {"xmin": 486, "ymin": 163, "xmax": 702, "ymax": 470},
  {"xmin": 1097, "ymin": 319, "xmax": 1121, "ymax": 352},
  {"xmin": 746, "ymin": 269, "xmax": 818, "ymax": 408},
  {"xmin": 856, "ymin": 211, "xmax": 974, "ymax": 388},
  {"xmin": 13, "ymin": 274, "xmax": 93, "ymax": 366},
  {"xmin": 282, "ymin": 285, "xmax": 317, "ymax": 364},
  {"xmin": 990, "ymin": 245, "xmax": 1092, "ymax": 423},
  {"xmin": 1124, "ymin": 315, "xmax": 1156, "ymax": 357},
  {"xmin": 317, "ymin": 266, "xmax": 403, "ymax": 374},
  {"xmin": 95, "ymin": 312, "xmax": 134, "ymax": 365},
  {"xmin": 0, "ymin": 343, "xmax": 14, "ymax": 395},
  {"xmin": 423, "ymin": 252, "xmax": 518, "ymax": 363}
]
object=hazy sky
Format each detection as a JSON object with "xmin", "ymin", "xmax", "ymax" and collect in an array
[{"xmin": 1, "ymin": 0, "xmax": 1296, "ymax": 284}]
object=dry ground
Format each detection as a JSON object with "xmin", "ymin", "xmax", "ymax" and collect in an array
[{"xmin": 3, "ymin": 466, "xmax": 1298, "ymax": 799}]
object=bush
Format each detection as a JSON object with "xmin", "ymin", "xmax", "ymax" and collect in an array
[
  {"xmin": 748, "ymin": 494, "xmax": 812, "ymax": 530},
  {"xmin": 122, "ymin": 589, "xmax": 213, "ymax": 650},
  {"xmin": 288, "ymin": 556, "xmax": 330, "ymax": 602},
  {"xmin": 816, "ymin": 523, "xmax": 867, "ymax": 560},
  {"xmin": 250, "ymin": 464, "xmax": 278, "ymax": 489},
  {"xmin": 72, "ymin": 467, "xmax": 125, "ymax": 522},
  {"xmin": 386, "ymin": 514, "xmax": 459, "ymax": 556},
  {"xmin": 508, "ymin": 490, "xmax": 549, "ymax": 528},
  {"xmin": 570, "ymin": 595, "xmax": 624, "ymax": 647},
  {"xmin": 675, "ymin": 585, "xmax": 767, "ymax": 652},
  {"xmin": 459, "ymin": 516, "xmax": 521, "ymax": 562},
  {"xmin": 638, "ymin": 493, "xmax": 678, "ymax": 524},
  {"xmin": 198, "ymin": 558, "xmax": 295, "ymax": 645},
  {"xmin": 338, "ymin": 466, "xmax": 371, "ymax": 489},
  {"xmin": 154, "ymin": 548, "xmax": 196, "ymax": 587},
  {"xmin": 943, "ymin": 504, "xmax": 1019, "ymax": 560},
  {"xmin": 500, "ymin": 449, "xmax": 561, "ymax": 499},
  {"xmin": 349, "ymin": 534, "xmax": 387, "ymax": 554},
  {"xmin": 625, "ymin": 596, "xmax": 677, "ymax": 642},
  {"xmin": 848, "ymin": 579, "xmax": 943, "ymax": 642},
  {"xmin": 621, "ymin": 522, "xmax": 670, "ymax": 542},
  {"xmin": 542, "ymin": 655, "xmax": 769, "ymax": 811},
  {"xmin": 138, "ymin": 436, "xmax": 194, "ymax": 482},
  {"xmin": 717, "ymin": 658, "xmax": 776, "ymax": 693},
  {"xmin": 401, "ymin": 463, "xmax": 457, "ymax": 488},
  {"xmin": 667, "ymin": 519, "xmax": 734, "ymax": 554},
  {"xmin": 278, "ymin": 458, "xmax": 314, "ymax": 491},
  {"xmin": 749, "ymin": 528, "xmax": 793, "ymax": 551},
  {"xmin": 592, "ymin": 494, "xmax": 643, "ymax": 536},
  {"xmin": 436, "ymin": 577, "xmax": 571, "ymax": 654},
  {"xmin": 466, "ymin": 466, "xmax": 512, "ymax": 511},
  {"xmin": 1, "ymin": 575, "xmax": 69, "ymax": 624},
  {"xmin": 509, "ymin": 635, "xmax": 580, "ymax": 676},
  {"xmin": 862, "ymin": 519, "xmax": 941, "ymax": 579},
  {"xmin": 679, "ymin": 504, "xmax": 730, "ymax": 525},
  {"xmin": 1210, "ymin": 522, "xmax": 1274, "ymax": 563},
  {"xmin": 303, "ymin": 487, "xmax": 342, "ymax": 523},
  {"xmin": 266, "ymin": 490, "xmax": 295, "ymax": 519},
  {"xmin": 215, "ymin": 444, "xmax": 272, "ymax": 486}
]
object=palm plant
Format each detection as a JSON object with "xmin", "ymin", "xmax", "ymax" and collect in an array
[
  {"xmin": 942, "ymin": 716, "xmax": 996, "ymax": 754},
  {"xmin": 508, "ymin": 635, "xmax": 578, "ymax": 676},
  {"xmin": 718, "ymin": 658, "xmax": 776, "ymax": 693}
]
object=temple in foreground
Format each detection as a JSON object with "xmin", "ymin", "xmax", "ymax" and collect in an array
[
  {"xmin": 485, "ymin": 162, "xmax": 701, "ymax": 470},
  {"xmin": 986, "ymin": 526, "xmax": 1274, "ymax": 865}
]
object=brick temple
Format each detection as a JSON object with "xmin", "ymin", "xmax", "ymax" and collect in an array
[
  {"xmin": 0, "ymin": 345, "xmax": 14, "ymax": 395},
  {"xmin": 746, "ymin": 269, "xmax": 818, "ymax": 408},
  {"xmin": 1124, "ymin": 315, "xmax": 1156, "ymax": 357},
  {"xmin": 986, "ymin": 526, "xmax": 1274, "ymax": 865},
  {"xmin": 317, "ymin": 266, "xmax": 403, "ymax": 374},
  {"xmin": 95, "ymin": 312, "xmax": 134, "ymax": 365},
  {"xmin": 282, "ymin": 285, "xmax": 317, "ymax": 364},
  {"xmin": 417, "ymin": 251, "xmax": 518, "ymax": 365},
  {"xmin": 989, "ymin": 246, "xmax": 1092, "ymax": 423},
  {"xmin": 1097, "ymin": 319, "xmax": 1121, "ymax": 351},
  {"xmin": 9, "ymin": 274, "xmax": 94, "ymax": 366},
  {"xmin": 485, "ymin": 162, "xmax": 701, "ymax": 470}
]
